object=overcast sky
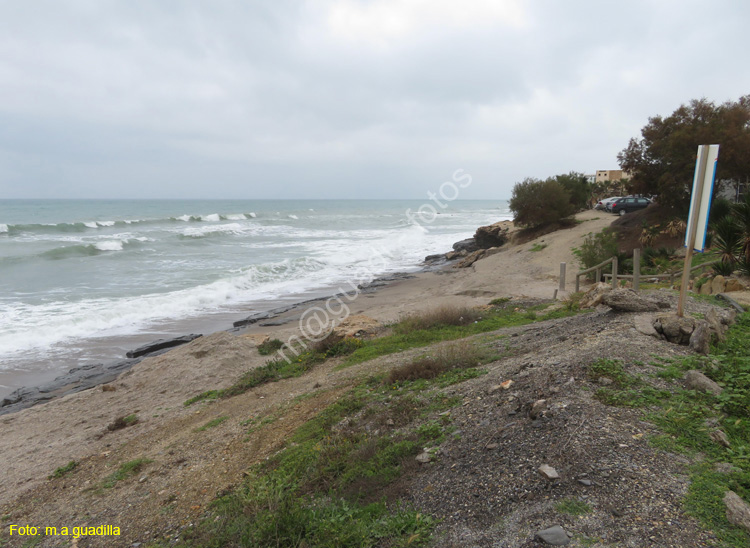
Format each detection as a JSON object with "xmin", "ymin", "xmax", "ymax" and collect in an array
[{"xmin": 0, "ymin": 0, "xmax": 748, "ymax": 200}]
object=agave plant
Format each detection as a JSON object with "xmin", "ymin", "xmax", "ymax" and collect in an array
[
  {"xmin": 639, "ymin": 223, "xmax": 661, "ymax": 247},
  {"xmin": 663, "ymin": 218, "xmax": 687, "ymax": 238},
  {"xmin": 712, "ymin": 216, "xmax": 743, "ymax": 265},
  {"xmin": 712, "ymin": 259, "xmax": 735, "ymax": 277}
]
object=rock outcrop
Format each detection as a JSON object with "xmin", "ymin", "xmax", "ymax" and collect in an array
[{"xmin": 126, "ymin": 334, "xmax": 203, "ymax": 359}]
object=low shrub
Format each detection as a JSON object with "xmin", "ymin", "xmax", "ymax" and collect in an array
[{"xmin": 394, "ymin": 305, "xmax": 481, "ymax": 334}]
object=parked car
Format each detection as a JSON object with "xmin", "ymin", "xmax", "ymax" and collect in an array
[
  {"xmin": 610, "ymin": 197, "xmax": 651, "ymax": 215},
  {"xmin": 595, "ymin": 197, "xmax": 621, "ymax": 211}
]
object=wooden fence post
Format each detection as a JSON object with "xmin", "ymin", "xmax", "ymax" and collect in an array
[
  {"xmin": 611, "ymin": 257, "xmax": 618, "ymax": 289},
  {"xmin": 633, "ymin": 249, "xmax": 641, "ymax": 292},
  {"xmin": 559, "ymin": 262, "xmax": 566, "ymax": 292}
]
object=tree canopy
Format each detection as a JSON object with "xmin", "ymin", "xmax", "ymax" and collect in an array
[
  {"xmin": 617, "ymin": 96, "xmax": 750, "ymax": 212},
  {"xmin": 509, "ymin": 177, "xmax": 575, "ymax": 228}
]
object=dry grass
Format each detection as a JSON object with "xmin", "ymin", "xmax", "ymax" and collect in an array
[
  {"xmin": 387, "ymin": 342, "xmax": 485, "ymax": 384},
  {"xmin": 394, "ymin": 305, "xmax": 482, "ymax": 334}
]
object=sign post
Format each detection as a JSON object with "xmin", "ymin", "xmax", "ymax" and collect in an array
[{"xmin": 678, "ymin": 144, "xmax": 720, "ymax": 317}]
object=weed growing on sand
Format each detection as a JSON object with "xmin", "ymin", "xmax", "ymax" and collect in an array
[
  {"xmin": 106, "ymin": 413, "xmax": 139, "ymax": 431},
  {"xmin": 592, "ymin": 313, "xmax": 750, "ymax": 546},
  {"xmin": 195, "ymin": 416, "xmax": 229, "ymax": 432},
  {"xmin": 529, "ymin": 242, "xmax": 548, "ymax": 252},
  {"xmin": 48, "ymin": 460, "xmax": 78, "ymax": 480},
  {"xmin": 184, "ymin": 337, "xmax": 364, "ymax": 405},
  {"xmin": 395, "ymin": 305, "xmax": 482, "ymax": 333},
  {"xmin": 102, "ymin": 458, "xmax": 153, "ymax": 489},
  {"xmin": 387, "ymin": 341, "xmax": 496, "ymax": 385},
  {"xmin": 183, "ymin": 390, "xmax": 220, "ymax": 407},
  {"xmin": 257, "ymin": 338, "xmax": 284, "ymax": 355},
  {"xmin": 555, "ymin": 498, "xmax": 592, "ymax": 515}
]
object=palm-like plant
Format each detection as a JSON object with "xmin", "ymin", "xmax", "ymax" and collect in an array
[{"xmin": 712, "ymin": 216, "xmax": 743, "ymax": 266}]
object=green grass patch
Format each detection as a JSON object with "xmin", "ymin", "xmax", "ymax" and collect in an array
[
  {"xmin": 257, "ymin": 338, "xmax": 285, "ymax": 355},
  {"xmin": 195, "ymin": 416, "xmax": 229, "ymax": 432},
  {"xmin": 588, "ymin": 358, "xmax": 670, "ymax": 407},
  {"xmin": 555, "ymin": 498, "xmax": 592, "ymax": 515},
  {"xmin": 102, "ymin": 458, "xmax": 153, "ymax": 489},
  {"xmin": 529, "ymin": 242, "xmax": 548, "ymax": 252},
  {"xmin": 48, "ymin": 460, "xmax": 78, "ymax": 479}
]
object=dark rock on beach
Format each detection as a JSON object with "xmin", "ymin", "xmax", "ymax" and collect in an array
[
  {"xmin": 473, "ymin": 222, "xmax": 510, "ymax": 249},
  {"xmin": 452, "ymin": 238, "xmax": 479, "ymax": 253},
  {"xmin": 125, "ymin": 334, "xmax": 203, "ymax": 358},
  {"xmin": 1, "ymin": 358, "xmax": 141, "ymax": 416}
]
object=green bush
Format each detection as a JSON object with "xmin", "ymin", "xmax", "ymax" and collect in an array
[
  {"xmin": 509, "ymin": 177, "xmax": 575, "ymax": 228},
  {"xmin": 573, "ymin": 228, "xmax": 629, "ymax": 278}
]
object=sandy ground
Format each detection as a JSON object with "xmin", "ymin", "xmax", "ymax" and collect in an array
[{"xmin": 0, "ymin": 210, "xmax": 618, "ymax": 546}]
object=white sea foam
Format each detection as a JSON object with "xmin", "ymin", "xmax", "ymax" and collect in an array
[
  {"xmin": 247, "ymin": 212, "xmax": 257, "ymax": 218},
  {"xmin": 83, "ymin": 222, "xmax": 98, "ymax": 229},
  {"xmin": 225, "ymin": 214, "xmax": 247, "ymax": 220},
  {"xmin": 201, "ymin": 213, "xmax": 221, "ymax": 222},
  {"xmin": 176, "ymin": 215, "xmax": 192, "ymax": 222},
  {"xmin": 0, "ymin": 224, "xmax": 8, "ymax": 234},
  {"xmin": 94, "ymin": 240, "xmax": 125, "ymax": 251},
  {"xmin": 288, "ymin": 214, "xmax": 299, "ymax": 220},
  {"xmin": 97, "ymin": 221, "xmax": 115, "ymax": 227},
  {"xmin": 0, "ymin": 256, "xmax": 330, "ymax": 360},
  {"xmin": 180, "ymin": 223, "xmax": 246, "ymax": 238}
]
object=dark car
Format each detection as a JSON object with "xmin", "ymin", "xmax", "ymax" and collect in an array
[{"xmin": 610, "ymin": 197, "xmax": 651, "ymax": 216}]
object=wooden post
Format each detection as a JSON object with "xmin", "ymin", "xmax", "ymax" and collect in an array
[
  {"xmin": 611, "ymin": 257, "xmax": 618, "ymax": 289},
  {"xmin": 633, "ymin": 249, "xmax": 641, "ymax": 292},
  {"xmin": 559, "ymin": 262, "xmax": 566, "ymax": 292},
  {"xmin": 678, "ymin": 146, "xmax": 710, "ymax": 317},
  {"xmin": 575, "ymin": 275, "xmax": 580, "ymax": 293}
]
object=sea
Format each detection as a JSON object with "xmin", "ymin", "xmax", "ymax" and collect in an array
[{"xmin": 0, "ymin": 199, "xmax": 511, "ymax": 397}]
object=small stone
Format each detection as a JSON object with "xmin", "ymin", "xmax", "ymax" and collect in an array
[
  {"xmin": 485, "ymin": 443, "xmax": 499, "ymax": 450},
  {"xmin": 710, "ymin": 429, "xmax": 731, "ymax": 448},
  {"xmin": 529, "ymin": 399, "xmax": 547, "ymax": 420},
  {"xmin": 415, "ymin": 452, "xmax": 432, "ymax": 464},
  {"xmin": 535, "ymin": 525, "xmax": 570, "ymax": 545},
  {"xmin": 489, "ymin": 385, "xmax": 503, "ymax": 394},
  {"xmin": 139, "ymin": 475, "xmax": 148, "ymax": 483},
  {"xmin": 500, "ymin": 379, "xmax": 514, "ymax": 389},
  {"xmin": 689, "ymin": 321, "xmax": 712, "ymax": 355},
  {"xmin": 538, "ymin": 464, "xmax": 560, "ymax": 480},
  {"xmin": 386, "ymin": 419, "xmax": 395, "ymax": 426},
  {"xmin": 634, "ymin": 314, "xmax": 659, "ymax": 338},
  {"xmin": 597, "ymin": 376, "xmax": 614, "ymax": 386},
  {"xmin": 577, "ymin": 479, "xmax": 592, "ymax": 486},
  {"xmin": 724, "ymin": 491, "xmax": 750, "ymax": 534},
  {"xmin": 684, "ymin": 370, "xmax": 723, "ymax": 396}
]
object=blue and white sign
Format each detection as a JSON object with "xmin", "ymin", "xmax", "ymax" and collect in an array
[{"xmin": 685, "ymin": 144, "xmax": 719, "ymax": 252}]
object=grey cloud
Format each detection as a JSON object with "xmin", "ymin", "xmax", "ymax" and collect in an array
[{"xmin": 1, "ymin": 0, "xmax": 749, "ymax": 199}]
